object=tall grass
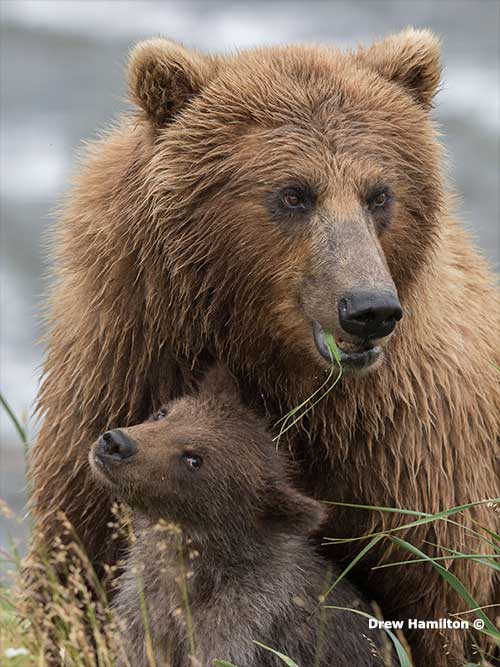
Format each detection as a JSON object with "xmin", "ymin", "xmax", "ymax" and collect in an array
[
  {"xmin": 322, "ymin": 500, "xmax": 500, "ymax": 661},
  {"xmin": 1, "ymin": 393, "xmax": 499, "ymax": 666}
]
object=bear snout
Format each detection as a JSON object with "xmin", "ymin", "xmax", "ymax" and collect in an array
[
  {"xmin": 338, "ymin": 290, "xmax": 403, "ymax": 339},
  {"xmin": 97, "ymin": 429, "xmax": 138, "ymax": 463}
]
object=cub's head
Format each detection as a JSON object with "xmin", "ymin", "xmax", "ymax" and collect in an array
[
  {"xmin": 129, "ymin": 30, "xmax": 443, "ymax": 376},
  {"xmin": 89, "ymin": 366, "xmax": 324, "ymax": 540}
]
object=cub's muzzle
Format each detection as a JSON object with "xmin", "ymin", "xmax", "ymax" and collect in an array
[{"xmin": 96, "ymin": 429, "xmax": 138, "ymax": 463}]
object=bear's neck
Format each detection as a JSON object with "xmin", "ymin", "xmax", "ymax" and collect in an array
[
  {"xmin": 131, "ymin": 512, "xmax": 316, "ymax": 599},
  {"xmin": 125, "ymin": 513, "xmax": 324, "ymax": 667}
]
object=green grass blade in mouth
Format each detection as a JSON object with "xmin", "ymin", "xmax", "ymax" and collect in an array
[
  {"xmin": 322, "ymin": 329, "xmax": 342, "ymax": 366},
  {"xmin": 274, "ymin": 330, "xmax": 342, "ymax": 441}
]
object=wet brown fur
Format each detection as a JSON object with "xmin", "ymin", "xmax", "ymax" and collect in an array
[{"xmin": 29, "ymin": 30, "xmax": 500, "ymax": 666}]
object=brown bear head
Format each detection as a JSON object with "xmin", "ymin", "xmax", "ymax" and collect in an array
[
  {"xmin": 89, "ymin": 366, "xmax": 325, "ymax": 542},
  {"xmin": 127, "ymin": 30, "xmax": 443, "ymax": 377}
]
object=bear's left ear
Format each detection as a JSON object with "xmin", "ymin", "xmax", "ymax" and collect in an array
[
  {"xmin": 357, "ymin": 28, "xmax": 441, "ymax": 109},
  {"xmin": 128, "ymin": 38, "xmax": 216, "ymax": 126}
]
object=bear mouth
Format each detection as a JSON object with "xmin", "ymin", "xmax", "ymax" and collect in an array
[
  {"xmin": 312, "ymin": 321, "xmax": 382, "ymax": 370},
  {"xmin": 89, "ymin": 449, "xmax": 119, "ymax": 485}
]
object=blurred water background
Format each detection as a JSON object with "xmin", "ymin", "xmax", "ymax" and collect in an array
[{"xmin": 0, "ymin": 0, "xmax": 499, "ymax": 549}]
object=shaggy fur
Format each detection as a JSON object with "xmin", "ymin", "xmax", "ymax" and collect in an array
[
  {"xmin": 29, "ymin": 29, "xmax": 499, "ymax": 667},
  {"xmin": 89, "ymin": 366, "xmax": 397, "ymax": 667}
]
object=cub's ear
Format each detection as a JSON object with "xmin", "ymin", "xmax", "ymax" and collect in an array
[
  {"xmin": 198, "ymin": 365, "xmax": 241, "ymax": 403},
  {"xmin": 266, "ymin": 483, "xmax": 327, "ymax": 537},
  {"xmin": 127, "ymin": 38, "xmax": 215, "ymax": 125},
  {"xmin": 357, "ymin": 28, "xmax": 441, "ymax": 109}
]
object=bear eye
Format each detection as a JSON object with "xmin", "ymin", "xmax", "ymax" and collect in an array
[
  {"xmin": 153, "ymin": 409, "xmax": 167, "ymax": 421},
  {"xmin": 267, "ymin": 182, "xmax": 315, "ymax": 225},
  {"xmin": 182, "ymin": 453, "xmax": 203, "ymax": 470},
  {"xmin": 372, "ymin": 192, "xmax": 387, "ymax": 208},
  {"xmin": 367, "ymin": 187, "xmax": 392, "ymax": 212},
  {"xmin": 282, "ymin": 188, "xmax": 304, "ymax": 209}
]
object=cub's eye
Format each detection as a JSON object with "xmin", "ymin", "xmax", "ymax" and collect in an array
[
  {"xmin": 183, "ymin": 453, "xmax": 203, "ymax": 470},
  {"xmin": 282, "ymin": 188, "xmax": 304, "ymax": 209},
  {"xmin": 153, "ymin": 409, "xmax": 167, "ymax": 421}
]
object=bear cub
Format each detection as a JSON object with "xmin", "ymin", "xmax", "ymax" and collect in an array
[{"xmin": 89, "ymin": 366, "xmax": 397, "ymax": 667}]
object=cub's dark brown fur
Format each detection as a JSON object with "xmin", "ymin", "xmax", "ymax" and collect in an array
[{"xmin": 90, "ymin": 367, "xmax": 397, "ymax": 667}]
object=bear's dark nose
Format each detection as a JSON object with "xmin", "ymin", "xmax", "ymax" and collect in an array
[
  {"xmin": 98, "ymin": 429, "xmax": 137, "ymax": 461},
  {"xmin": 338, "ymin": 290, "xmax": 403, "ymax": 339}
]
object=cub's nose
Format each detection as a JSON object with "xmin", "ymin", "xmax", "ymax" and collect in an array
[
  {"xmin": 98, "ymin": 429, "xmax": 137, "ymax": 461},
  {"xmin": 338, "ymin": 290, "xmax": 403, "ymax": 339}
]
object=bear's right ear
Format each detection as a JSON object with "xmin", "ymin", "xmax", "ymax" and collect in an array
[
  {"xmin": 128, "ymin": 39, "xmax": 214, "ymax": 126},
  {"xmin": 266, "ymin": 483, "xmax": 328, "ymax": 537}
]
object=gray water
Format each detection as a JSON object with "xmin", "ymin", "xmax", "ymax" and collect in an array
[{"xmin": 1, "ymin": 0, "xmax": 499, "ymax": 549}]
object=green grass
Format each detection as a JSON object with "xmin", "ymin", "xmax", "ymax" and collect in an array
[
  {"xmin": 321, "ymin": 500, "xmax": 500, "ymax": 664},
  {"xmin": 0, "ymin": 394, "xmax": 27, "ymax": 446},
  {"xmin": 0, "ymin": 594, "xmax": 34, "ymax": 667},
  {"xmin": 274, "ymin": 330, "xmax": 342, "ymax": 441}
]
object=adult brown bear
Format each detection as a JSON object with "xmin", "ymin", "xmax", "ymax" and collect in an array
[{"xmin": 29, "ymin": 30, "xmax": 499, "ymax": 666}]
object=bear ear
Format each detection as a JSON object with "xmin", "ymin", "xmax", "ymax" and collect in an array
[
  {"xmin": 357, "ymin": 28, "xmax": 441, "ymax": 109},
  {"xmin": 127, "ymin": 38, "xmax": 214, "ymax": 126},
  {"xmin": 198, "ymin": 365, "xmax": 241, "ymax": 403},
  {"xmin": 266, "ymin": 483, "xmax": 327, "ymax": 537}
]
